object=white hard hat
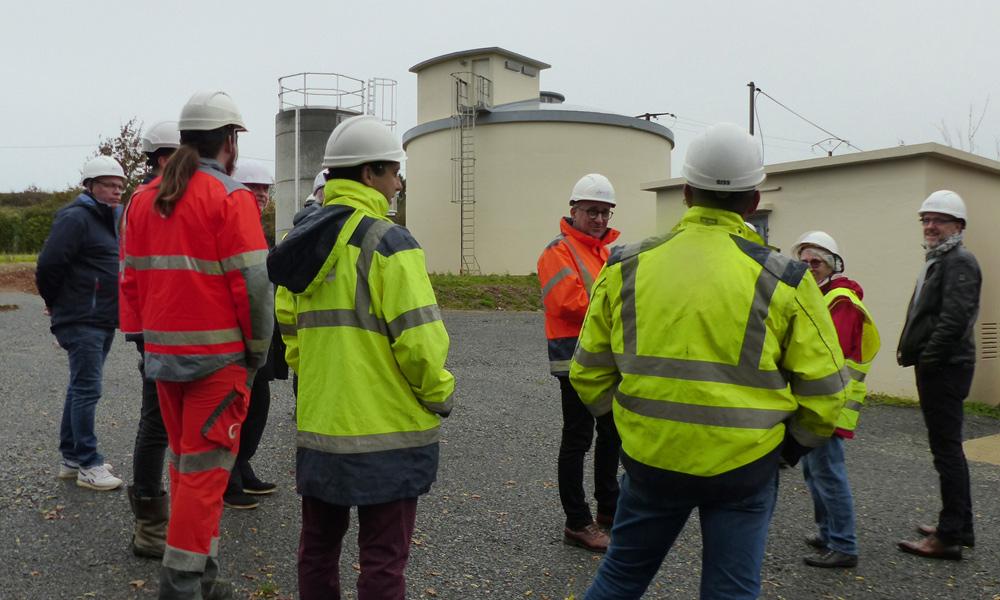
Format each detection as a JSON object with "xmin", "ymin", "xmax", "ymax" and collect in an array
[
  {"xmin": 569, "ymin": 173, "xmax": 616, "ymax": 206},
  {"xmin": 313, "ymin": 171, "xmax": 327, "ymax": 194},
  {"xmin": 792, "ymin": 230, "xmax": 844, "ymax": 272},
  {"xmin": 141, "ymin": 121, "xmax": 181, "ymax": 153},
  {"xmin": 233, "ymin": 160, "xmax": 274, "ymax": 186},
  {"xmin": 81, "ymin": 155, "xmax": 126, "ymax": 185},
  {"xmin": 683, "ymin": 122, "xmax": 766, "ymax": 192},
  {"xmin": 322, "ymin": 115, "xmax": 406, "ymax": 168},
  {"xmin": 919, "ymin": 190, "xmax": 967, "ymax": 221},
  {"xmin": 178, "ymin": 90, "xmax": 247, "ymax": 132}
]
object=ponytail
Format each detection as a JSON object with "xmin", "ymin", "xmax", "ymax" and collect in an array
[
  {"xmin": 154, "ymin": 146, "xmax": 200, "ymax": 217},
  {"xmin": 153, "ymin": 126, "xmax": 235, "ymax": 217}
]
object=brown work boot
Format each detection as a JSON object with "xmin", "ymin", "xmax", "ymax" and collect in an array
[
  {"xmin": 916, "ymin": 524, "xmax": 975, "ymax": 547},
  {"xmin": 127, "ymin": 485, "xmax": 168, "ymax": 559},
  {"xmin": 564, "ymin": 522, "xmax": 609, "ymax": 553},
  {"xmin": 898, "ymin": 534, "xmax": 962, "ymax": 560}
]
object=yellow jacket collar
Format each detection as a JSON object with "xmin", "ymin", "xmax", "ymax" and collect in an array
[
  {"xmin": 675, "ymin": 206, "xmax": 758, "ymax": 241},
  {"xmin": 323, "ymin": 179, "xmax": 390, "ymax": 219}
]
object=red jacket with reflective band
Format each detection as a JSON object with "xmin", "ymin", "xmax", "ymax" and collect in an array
[
  {"xmin": 121, "ymin": 160, "xmax": 274, "ymax": 382},
  {"xmin": 118, "ymin": 181, "xmax": 150, "ymax": 336},
  {"xmin": 537, "ymin": 218, "xmax": 619, "ymax": 375}
]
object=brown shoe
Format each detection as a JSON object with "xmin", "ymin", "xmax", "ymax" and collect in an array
[
  {"xmin": 564, "ymin": 522, "xmax": 609, "ymax": 553},
  {"xmin": 898, "ymin": 534, "xmax": 962, "ymax": 560},
  {"xmin": 916, "ymin": 524, "xmax": 975, "ymax": 547}
]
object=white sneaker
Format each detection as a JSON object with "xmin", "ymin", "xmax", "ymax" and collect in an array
[
  {"xmin": 59, "ymin": 460, "xmax": 114, "ymax": 480},
  {"xmin": 58, "ymin": 460, "xmax": 80, "ymax": 479},
  {"xmin": 76, "ymin": 464, "xmax": 123, "ymax": 491}
]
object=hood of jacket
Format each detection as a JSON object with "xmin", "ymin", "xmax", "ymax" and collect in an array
[
  {"xmin": 268, "ymin": 179, "xmax": 389, "ymax": 295},
  {"xmin": 823, "ymin": 275, "xmax": 863, "ymax": 301}
]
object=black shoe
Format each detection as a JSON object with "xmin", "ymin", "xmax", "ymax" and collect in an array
[
  {"xmin": 240, "ymin": 463, "xmax": 277, "ymax": 495},
  {"xmin": 805, "ymin": 534, "xmax": 827, "ymax": 549},
  {"xmin": 242, "ymin": 474, "xmax": 277, "ymax": 495},
  {"xmin": 804, "ymin": 550, "xmax": 858, "ymax": 568},
  {"xmin": 223, "ymin": 490, "xmax": 259, "ymax": 510}
]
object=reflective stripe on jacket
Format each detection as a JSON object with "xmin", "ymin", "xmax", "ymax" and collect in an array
[
  {"xmin": 120, "ymin": 159, "xmax": 274, "ymax": 382},
  {"xmin": 570, "ymin": 206, "xmax": 847, "ymax": 477},
  {"xmin": 537, "ymin": 218, "xmax": 620, "ymax": 375},
  {"xmin": 270, "ymin": 178, "xmax": 454, "ymax": 506},
  {"xmin": 824, "ymin": 287, "xmax": 880, "ymax": 431}
]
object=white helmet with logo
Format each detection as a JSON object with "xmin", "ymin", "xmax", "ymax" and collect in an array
[
  {"xmin": 569, "ymin": 173, "xmax": 616, "ymax": 206},
  {"xmin": 81, "ymin": 155, "xmax": 126, "ymax": 185},
  {"xmin": 233, "ymin": 160, "xmax": 274, "ymax": 186},
  {"xmin": 792, "ymin": 230, "xmax": 844, "ymax": 272},
  {"xmin": 683, "ymin": 123, "xmax": 766, "ymax": 192},
  {"xmin": 322, "ymin": 115, "xmax": 405, "ymax": 168},
  {"xmin": 919, "ymin": 190, "xmax": 967, "ymax": 221},
  {"xmin": 178, "ymin": 90, "xmax": 247, "ymax": 132},
  {"xmin": 141, "ymin": 121, "xmax": 181, "ymax": 153}
]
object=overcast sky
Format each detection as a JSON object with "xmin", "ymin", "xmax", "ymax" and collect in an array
[{"xmin": 3, "ymin": 0, "xmax": 999, "ymax": 191}]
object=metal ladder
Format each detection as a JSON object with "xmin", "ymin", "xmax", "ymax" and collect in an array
[{"xmin": 451, "ymin": 74, "xmax": 484, "ymax": 275}]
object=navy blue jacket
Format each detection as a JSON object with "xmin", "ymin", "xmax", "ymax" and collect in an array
[{"xmin": 36, "ymin": 193, "xmax": 120, "ymax": 331}]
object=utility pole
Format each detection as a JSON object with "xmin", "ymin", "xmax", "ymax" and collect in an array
[{"xmin": 748, "ymin": 81, "xmax": 757, "ymax": 135}]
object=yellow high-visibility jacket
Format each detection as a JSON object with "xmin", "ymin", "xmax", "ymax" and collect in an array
[
  {"xmin": 570, "ymin": 206, "xmax": 847, "ymax": 477},
  {"xmin": 824, "ymin": 287, "xmax": 880, "ymax": 432},
  {"xmin": 271, "ymin": 179, "xmax": 454, "ymax": 505}
]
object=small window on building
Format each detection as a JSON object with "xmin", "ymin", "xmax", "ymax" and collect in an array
[
  {"xmin": 746, "ymin": 213, "xmax": 769, "ymax": 244},
  {"xmin": 505, "ymin": 60, "xmax": 522, "ymax": 72},
  {"xmin": 521, "ymin": 65, "xmax": 538, "ymax": 77},
  {"xmin": 981, "ymin": 322, "xmax": 998, "ymax": 360}
]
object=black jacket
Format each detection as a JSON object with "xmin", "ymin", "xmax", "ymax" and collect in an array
[
  {"xmin": 35, "ymin": 193, "xmax": 120, "ymax": 331},
  {"xmin": 897, "ymin": 243, "xmax": 981, "ymax": 367}
]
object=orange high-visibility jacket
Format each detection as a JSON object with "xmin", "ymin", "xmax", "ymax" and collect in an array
[
  {"xmin": 538, "ymin": 217, "xmax": 620, "ymax": 375},
  {"xmin": 121, "ymin": 159, "xmax": 274, "ymax": 382}
]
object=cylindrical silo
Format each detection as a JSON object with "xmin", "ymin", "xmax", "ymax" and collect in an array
[{"xmin": 274, "ymin": 107, "xmax": 357, "ymax": 238}]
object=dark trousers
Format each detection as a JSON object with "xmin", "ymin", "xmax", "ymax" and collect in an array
[
  {"xmin": 915, "ymin": 364, "xmax": 975, "ymax": 545},
  {"xmin": 557, "ymin": 376, "xmax": 621, "ymax": 530},
  {"xmin": 298, "ymin": 495, "xmax": 417, "ymax": 600},
  {"xmin": 228, "ymin": 375, "xmax": 271, "ymax": 490},
  {"xmin": 131, "ymin": 341, "xmax": 167, "ymax": 497}
]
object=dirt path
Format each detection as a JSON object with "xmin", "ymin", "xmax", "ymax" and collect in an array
[{"xmin": 0, "ymin": 263, "xmax": 36, "ymax": 294}]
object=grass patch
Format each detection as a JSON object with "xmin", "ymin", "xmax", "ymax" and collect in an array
[
  {"xmin": 867, "ymin": 392, "xmax": 1000, "ymax": 420},
  {"xmin": 1, "ymin": 254, "xmax": 36, "ymax": 263},
  {"xmin": 429, "ymin": 273, "xmax": 541, "ymax": 311}
]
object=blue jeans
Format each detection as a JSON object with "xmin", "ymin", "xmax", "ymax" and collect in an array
[
  {"xmin": 802, "ymin": 435, "xmax": 857, "ymax": 555},
  {"xmin": 54, "ymin": 324, "xmax": 114, "ymax": 468},
  {"xmin": 585, "ymin": 470, "xmax": 778, "ymax": 600}
]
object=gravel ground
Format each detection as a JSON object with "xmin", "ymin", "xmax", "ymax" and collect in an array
[{"xmin": 2, "ymin": 290, "xmax": 1000, "ymax": 600}]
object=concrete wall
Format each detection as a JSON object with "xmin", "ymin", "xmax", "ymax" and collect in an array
[
  {"xmin": 415, "ymin": 54, "xmax": 541, "ymax": 124},
  {"xmin": 651, "ymin": 150, "xmax": 1000, "ymax": 404},
  {"xmin": 406, "ymin": 121, "xmax": 672, "ymax": 274}
]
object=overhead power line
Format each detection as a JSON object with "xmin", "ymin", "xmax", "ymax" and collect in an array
[
  {"xmin": 753, "ymin": 87, "xmax": 864, "ymax": 153},
  {"xmin": 0, "ymin": 143, "xmax": 95, "ymax": 150}
]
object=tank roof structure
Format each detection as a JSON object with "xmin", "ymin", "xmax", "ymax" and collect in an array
[{"xmin": 409, "ymin": 47, "xmax": 551, "ymax": 73}]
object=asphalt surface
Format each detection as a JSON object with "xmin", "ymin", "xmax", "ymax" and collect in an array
[{"xmin": 3, "ymin": 290, "xmax": 1000, "ymax": 599}]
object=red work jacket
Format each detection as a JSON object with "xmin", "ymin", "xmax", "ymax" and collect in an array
[{"xmin": 121, "ymin": 159, "xmax": 273, "ymax": 382}]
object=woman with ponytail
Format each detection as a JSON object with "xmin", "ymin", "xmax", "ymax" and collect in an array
[{"xmin": 121, "ymin": 90, "xmax": 273, "ymax": 599}]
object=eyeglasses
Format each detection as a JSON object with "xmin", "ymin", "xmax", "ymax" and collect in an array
[
  {"xmin": 582, "ymin": 208, "xmax": 613, "ymax": 220},
  {"xmin": 801, "ymin": 258, "xmax": 826, "ymax": 269},
  {"xmin": 919, "ymin": 216, "xmax": 957, "ymax": 226},
  {"xmin": 95, "ymin": 180, "xmax": 125, "ymax": 191}
]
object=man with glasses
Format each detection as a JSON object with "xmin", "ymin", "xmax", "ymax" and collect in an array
[
  {"xmin": 792, "ymin": 231, "xmax": 881, "ymax": 569},
  {"xmin": 897, "ymin": 190, "xmax": 981, "ymax": 560},
  {"xmin": 537, "ymin": 173, "xmax": 622, "ymax": 552},
  {"xmin": 37, "ymin": 155, "xmax": 127, "ymax": 491}
]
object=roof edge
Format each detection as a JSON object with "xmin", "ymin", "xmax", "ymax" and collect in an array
[
  {"xmin": 641, "ymin": 142, "xmax": 1000, "ymax": 192},
  {"xmin": 410, "ymin": 47, "xmax": 551, "ymax": 73}
]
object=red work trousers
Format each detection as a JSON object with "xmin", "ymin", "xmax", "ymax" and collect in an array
[{"xmin": 157, "ymin": 363, "xmax": 249, "ymax": 572}]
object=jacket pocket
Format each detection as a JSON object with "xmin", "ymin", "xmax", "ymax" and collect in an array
[{"xmin": 200, "ymin": 384, "xmax": 250, "ymax": 452}]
